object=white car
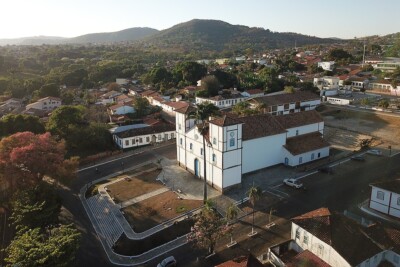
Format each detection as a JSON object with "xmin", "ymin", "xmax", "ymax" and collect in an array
[
  {"xmin": 367, "ymin": 149, "xmax": 382, "ymax": 156},
  {"xmin": 157, "ymin": 256, "xmax": 177, "ymax": 267},
  {"xmin": 283, "ymin": 178, "xmax": 303, "ymax": 189}
]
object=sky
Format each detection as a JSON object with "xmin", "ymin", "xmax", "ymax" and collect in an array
[{"xmin": 1, "ymin": 0, "xmax": 399, "ymax": 39}]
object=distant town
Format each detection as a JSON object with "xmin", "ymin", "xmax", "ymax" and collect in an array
[{"xmin": 0, "ymin": 21, "xmax": 400, "ymax": 267}]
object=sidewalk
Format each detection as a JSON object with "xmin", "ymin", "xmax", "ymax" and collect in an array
[{"xmin": 359, "ymin": 200, "xmax": 400, "ymax": 228}]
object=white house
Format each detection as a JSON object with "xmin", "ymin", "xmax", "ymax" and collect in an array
[
  {"xmin": 368, "ymin": 80, "xmax": 394, "ymax": 91},
  {"xmin": 113, "ymin": 123, "xmax": 175, "ymax": 149},
  {"xmin": 116, "ymin": 78, "xmax": 130, "ymax": 85},
  {"xmin": 175, "ymin": 106, "xmax": 329, "ymax": 191},
  {"xmin": 313, "ymin": 76, "xmax": 340, "ymax": 91},
  {"xmin": 369, "ymin": 180, "xmax": 400, "ymax": 219},
  {"xmin": 108, "ymin": 103, "xmax": 135, "ymax": 115},
  {"xmin": 325, "ymin": 96, "xmax": 351, "ymax": 105},
  {"xmin": 25, "ymin": 96, "xmax": 62, "ymax": 111},
  {"xmin": 248, "ymin": 91, "xmax": 321, "ymax": 116},
  {"xmin": 317, "ymin": 61, "xmax": 335, "ymax": 71},
  {"xmin": 269, "ymin": 207, "xmax": 400, "ymax": 267},
  {"xmin": 195, "ymin": 94, "xmax": 247, "ymax": 109}
]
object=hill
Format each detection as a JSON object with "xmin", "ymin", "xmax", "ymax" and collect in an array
[
  {"xmin": 66, "ymin": 27, "xmax": 159, "ymax": 44},
  {"xmin": 141, "ymin": 19, "xmax": 338, "ymax": 52},
  {"xmin": 0, "ymin": 27, "xmax": 158, "ymax": 46}
]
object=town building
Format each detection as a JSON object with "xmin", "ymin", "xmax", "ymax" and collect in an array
[
  {"xmin": 317, "ymin": 61, "xmax": 335, "ymax": 71},
  {"xmin": 248, "ymin": 91, "xmax": 321, "ymax": 116},
  {"xmin": 113, "ymin": 123, "xmax": 175, "ymax": 150},
  {"xmin": 175, "ymin": 105, "xmax": 329, "ymax": 191},
  {"xmin": 196, "ymin": 94, "xmax": 247, "ymax": 109},
  {"xmin": 269, "ymin": 208, "xmax": 400, "ymax": 267},
  {"xmin": 25, "ymin": 96, "xmax": 62, "ymax": 111},
  {"xmin": 369, "ymin": 180, "xmax": 400, "ymax": 219}
]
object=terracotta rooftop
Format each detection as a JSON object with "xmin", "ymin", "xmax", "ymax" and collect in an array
[
  {"xmin": 165, "ymin": 101, "xmax": 189, "ymax": 110},
  {"xmin": 251, "ymin": 91, "xmax": 319, "ymax": 106},
  {"xmin": 370, "ymin": 179, "xmax": 400, "ymax": 194},
  {"xmin": 284, "ymin": 132, "xmax": 329, "ymax": 155},
  {"xmin": 275, "ymin": 110, "xmax": 323, "ymax": 129},
  {"xmin": 141, "ymin": 90, "xmax": 158, "ymax": 97},
  {"xmin": 174, "ymin": 104, "xmax": 196, "ymax": 114},
  {"xmin": 209, "ymin": 115, "xmax": 241, "ymax": 127},
  {"xmin": 114, "ymin": 123, "xmax": 175, "ymax": 138},
  {"xmin": 286, "ymin": 250, "xmax": 330, "ymax": 267},
  {"xmin": 37, "ymin": 96, "xmax": 62, "ymax": 102},
  {"xmin": 238, "ymin": 113, "xmax": 286, "ymax": 140},
  {"xmin": 245, "ymin": 89, "xmax": 264, "ymax": 95},
  {"xmin": 370, "ymin": 79, "xmax": 392, "ymax": 85},
  {"xmin": 292, "ymin": 208, "xmax": 396, "ymax": 266},
  {"xmin": 215, "ymin": 254, "xmax": 264, "ymax": 267}
]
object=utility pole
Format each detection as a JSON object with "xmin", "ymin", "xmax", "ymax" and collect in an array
[{"xmin": 362, "ymin": 42, "xmax": 366, "ymax": 68}]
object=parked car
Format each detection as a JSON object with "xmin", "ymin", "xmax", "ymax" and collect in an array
[
  {"xmin": 157, "ymin": 256, "xmax": 177, "ymax": 267},
  {"xmin": 367, "ymin": 149, "xmax": 382, "ymax": 156},
  {"xmin": 318, "ymin": 166, "xmax": 333, "ymax": 174},
  {"xmin": 351, "ymin": 155, "xmax": 365, "ymax": 161},
  {"xmin": 283, "ymin": 178, "xmax": 303, "ymax": 189}
]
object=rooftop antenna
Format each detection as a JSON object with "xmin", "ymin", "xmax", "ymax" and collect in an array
[{"xmin": 362, "ymin": 41, "xmax": 366, "ymax": 67}]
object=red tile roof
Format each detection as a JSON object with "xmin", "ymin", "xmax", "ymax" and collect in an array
[
  {"xmin": 286, "ymin": 250, "xmax": 330, "ymax": 267},
  {"xmin": 292, "ymin": 208, "xmax": 391, "ymax": 266},
  {"xmin": 275, "ymin": 110, "xmax": 323, "ymax": 129},
  {"xmin": 238, "ymin": 114, "xmax": 286, "ymax": 140},
  {"xmin": 245, "ymin": 89, "xmax": 264, "ymax": 95},
  {"xmin": 252, "ymin": 91, "xmax": 320, "ymax": 106},
  {"xmin": 284, "ymin": 132, "xmax": 329, "ymax": 156},
  {"xmin": 165, "ymin": 101, "xmax": 189, "ymax": 110},
  {"xmin": 209, "ymin": 115, "xmax": 241, "ymax": 127},
  {"xmin": 215, "ymin": 254, "xmax": 264, "ymax": 267}
]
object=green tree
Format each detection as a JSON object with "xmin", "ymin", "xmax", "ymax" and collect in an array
[
  {"xmin": 247, "ymin": 185, "xmax": 262, "ymax": 235},
  {"xmin": 36, "ymin": 83, "xmax": 60, "ymax": 98},
  {"xmin": 225, "ymin": 203, "xmax": 239, "ymax": 245},
  {"xmin": 327, "ymin": 48, "xmax": 353, "ymax": 62},
  {"xmin": 46, "ymin": 105, "xmax": 86, "ymax": 139},
  {"xmin": 189, "ymin": 103, "xmax": 219, "ymax": 203},
  {"xmin": 210, "ymin": 69, "xmax": 238, "ymax": 89},
  {"xmin": 360, "ymin": 98, "xmax": 371, "ymax": 107},
  {"xmin": 5, "ymin": 224, "xmax": 80, "ymax": 267},
  {"xmin": 174, "ymin": 61, "xmax": 207, "ymax": 85},
  {"xmin": 378, "ymin": 99, "xmax": 389, "ymax": 109},
  {"xmin": 10, "ymin": 183, "xmax": 61, "ymax": 234},
  {"xmin": 0, "ymin": 114, "xmax": 45, "ymax": 138},
  {"xmin": 200, "ymin": 75, "xmax": 220, "ymax": 97},
  {"xmin": 283, "ymin": 86, "xmax": 295, "ymax": 93},
  {"xmin": 188, "ymin": 205, "xmax": 228, "ymax": 255},
  {"xmin": 133, "ymin": 97, "xmax": 150, "ymax": 118}
]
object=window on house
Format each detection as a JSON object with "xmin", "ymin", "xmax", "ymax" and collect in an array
[
  {"xmin": 171, "ymin": 133, "xmax": 174, "ymax": 139},
  {"xmin": 230, "ymin": 138, "xmax": 235, "ymax": 147},
  {"xmin": 213, "ymin": 137, "xmax": 217, "ymax": 145},
  {"xmin": 377, "ymin": 191, "xmax": 384, "ymax": 200},
  {"xmin": 299, "ymin": 157, "xmax": 302, "ymax": 164},
  {"xmin": 125, "ymin": 140, "xmax": 129, "ymax": 146},
  {"xmin": 397, "ymin": 197, "xmax": 400, "ymax": 206},
  {"xmin": 178, "ymin": 123, "xmax": 181, "ymax": 130},
  {"xmin": 303, "ymin": 234, "xmax": 308, "ymax": 244},
  {"xmin": 284, "ymin": 103, "xmax": 289, "ymax": 110},
  {"xmin": 139, "ymin": 137, "xmax": 143, "ymax": 143},
  {"xmin": 179, "ymin": 138, "xmax": 182, "ymax": 145},
  {"xmin": 318, "ymin": 152, "xmax": 321, "ymax": 158},
  {"xmin": 146, "ymin": 136, "xmax": 150, "ymax": 142},
  {"xmin": 200, "ymin": 148, "xmax": 203, "ymax": 155},
  {"xmin": 132, "ymin": 139, "xmax": 135, "ymax": 145},
  {"xmin": 212, "ymin": 154, "xmax": 216, "ymax": 162},
  {"xmin": 295, "ymin": 229, "xmax": 301, "ymax": 239},
  {"xmin": 189, "ymin": 143, "xmax": 193, "ymax": 150},
  {"xmin": 317, "ymin": 245, "xmax": 324, "ymax": 256},
  {"xmin": 296, "ymin": 130, "xmax": 299, "ymax": 136},
  {"xmin": 311, "ymin": 153, "xmax": 315, "ymax": 160},
  {"xmin": 158, "ymin": 134, "xmax": 161, "ymax": 140}
]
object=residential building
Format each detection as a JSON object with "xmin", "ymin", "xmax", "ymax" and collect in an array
[
  {"xmin": 369, "ymin": 80, "xmax": 394, "ymax": 91},
  {"xmin": 374, "ymin": 62, "xmax": 400, "ymax": 72},
  {"xmin": 369, "ymin": 180, "xmax": 400, "ymax": 219},
  {"xmin": 108, "ymin": 103, "xmax": 135, "ymax": 115},
  {"xmin": 176, "ymin": 107, "xmax": 329, "ymax": 191},
  {"xmin": 248, "ymin": 91, "xmax": 321, "ymax": 115},
  {"xmin": 317, "ymin": 61, "xmax": 335, "ymax": 71},
  {"xmin": 348, "ymin": 76, "xmax": 369, "ymax": 89},
  {"xmin": 113, "ymin": 123, "xmax": 175, "ymax": 149},
  {"xmin": 116, "ymin": 78, "xmax": 130, "ymax": 85},
  {"xmin": 313, "ymin": 76, "xmax": 340, "ymax": 91},
  {"xmin": 195, "ymin": 94, "xmax": 247, "ymax": 109},
  {"xmin": 25, "ymin": 96, "xmax": 62, "ymax": 111},
  {"xmin": 269, "ymin": 208, "xmax": 400, "ymax": 267}
]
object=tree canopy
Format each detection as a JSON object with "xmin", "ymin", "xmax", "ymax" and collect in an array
[{"xmin": 0, "ymin": 114, "xmax": 45, "ymax": 138}]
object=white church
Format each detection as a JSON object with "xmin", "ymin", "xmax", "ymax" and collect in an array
[{"xmin": 175, "ymin": 100, "xmax": 330, "ymax": 192}]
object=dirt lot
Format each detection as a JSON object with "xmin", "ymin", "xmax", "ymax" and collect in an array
[
  {"xmin": 320, "ymin": 106, "xmax": 400, "ymax": 151},
  {"xmin": 107, "ymin": 169, "xmax": 163, "ymax": 203},
  {"xmin": 122, "ymin": 191, "xmax": 202, "ymax": 232}
]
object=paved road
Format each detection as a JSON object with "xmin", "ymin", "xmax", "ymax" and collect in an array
[{"xmin": 60, "ymin": 144, "xmax": 176, "ymax": 267}]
